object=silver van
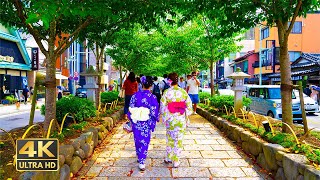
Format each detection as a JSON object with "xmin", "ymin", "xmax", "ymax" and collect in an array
[{"xmin": 246, "ymin": 85, "xmax": 302, "ymax": 123}]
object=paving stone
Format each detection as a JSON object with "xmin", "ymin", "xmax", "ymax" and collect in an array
[
  {"xmin": 181, "ymin": 151, "xmax": 202, "ymax": 158},
  {"xmin": 195, "ymin": 139, "xmax": 219, "ymax": 145},
  {"xmin": 86, "ymin": 166, "xmax": 103, "ymax": 177},
  {"xmin": 241, "ymin": 167, "xmax": 261, "ymax": 177},
  {"xmin": 131, "ymin": 167, "xmax": 171, "ymax": 177},
  {"xmin": 184, "ymin": 135, "xmax": 207, "ymax": 139},
  {"xmin": 204, "ymin": 134, "xmax": 223, "ymax": 139},
  {"xmin": 217, "ymin": 139, "xmax": 228, "ymax": 144},
  {"xmin": 97, "ymin": 177, "xmax": 150, "ymax": 180},
  {"xmin": 200, "ymin": 151, "xmax": 231, "ymax": 159},
  {"xmin": 210, "ymin": 130, "xmax": 220, "ymax": 134},
  {"xmin": 151, "ymin": 144, "xmax": 164, "ymax": 150},
  {"xmin": 189, "ymin": 159, "xmax": 225, "ymax": 167},
  {"xmin": 209, "ymin": 167, "xmax": 246, "ymax": 177},
  {"xmin": 155, "ymin": 134, "xmax": 167, "ymax": 139},
  {"xmin": 148, "ymin": 150, "xmax": 166, "ymax": 158},
  {"xmin": 227, "ymin": 151, "xmax": 243, "ymax": 158},
  {"xmin": 195, "ymin": 178, "xmax": 234, "ymax": 180},
  {"xmin": 153, "ymin": 130, "xmax": 166, "ymax": 134},
  {"xmin": 113, "ymin": 157, "xmax": 151, "ymax": 167},
  {"xmin": 223, "ymin": 159, "xmax": 250, "ymax": 167},
  {"xmin": 190, "ymin": 130, "xmax": 212, "ymax": 135},
  {"xmin": 151, "ymin": 158, "xmax": 189, "ymax": 167},
  {"xmin": 99, "ymin": 150, "xmax": 112, "ymax": 157},
  {"xmin": 184, "ymin": 144, "xmax": 213, "ymax": 151},
  {"xmin": 211, "ymin": 145, "xmax": 234, "ymax": 151},
  {"xmin": 82, "ymin": 114, "xmax": 266, "ymax": 179},
  {"xmin": 150, "ymin": 139, "xmax": 167, "ymax": 145},
  {"xmin": 182, "ymin": 139, "xmax": 196, "ymax": 145},
  {"xmin": 99, "ymin": 167, "xmax": 133, "ymax": 176},
  {"xmin": 172, "ymin": 167, "xmax": 211, "ymax": 178},
  {"xmin": 124, "ymin": 145, "xmax": 137, "ymax": 150},
  {"xmin": 119, "ymin": 150, "xmax": 137, "ymax": 157},
  {"xmin": 93, "ymin": 157, "xmax": 115, "ymax": 166}
]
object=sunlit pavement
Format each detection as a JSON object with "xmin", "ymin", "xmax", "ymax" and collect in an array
[{"xmin": 79, "ymin": 114, "xmax": 270, "ymax": 179}]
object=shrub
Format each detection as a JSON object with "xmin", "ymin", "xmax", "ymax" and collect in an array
[
  {"xmin": 199, "ymin": 92, "xmax": 211, "ymax": 102},
  {"xmin": 101, "ymin": 91, "xmax": 119, "ymax": 104},
  {"xmin": 41, "ymin": 95, "xmax": 96, "ymax": 123},
  {"xmin": 5, "ymin": 95, "xmax": 17, "ymax": 104},
  {"xmin": 208, "ymin": 95, "xmax": 251, "ymax": 110}
]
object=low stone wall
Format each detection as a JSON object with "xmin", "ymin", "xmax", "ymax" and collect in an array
[
  {"xmin": 19, "ymin": 109, "xmax": 124, "ymax": 180},
  {"xmin": 197, "ymin": 108, "xmax": 320, "ymax": 180}
]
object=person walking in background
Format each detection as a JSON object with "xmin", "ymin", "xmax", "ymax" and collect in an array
[
  {"xmin": 137, "ymin": 77, "xmax": 143, "ymax": 91},
  {"xmin": 160, "ymin": 72, "xmax": 192, "ymax": 168},
  {"xmin": 160, "ymin": 74, "xmax": 170, "ymax": 95},
  {"xmin": 187, "ymin": 72, "xmax": 200, "ymax": 115},
  {"xmin": 152, "ymin": 76, "xmax": 161, "ymax": 103},
  {"xmin": 22, "ymin": 85, "xmax": 29, "ymax": 104},
  {"xmin": 128, "ymin": 76, "xmax": 159, "ymax": 171},
  {"xmin": 122, "ymin": 72, "xmax": 138, "ymax": 119},
  {"xmin": 178, "ymin": 77, "xmax": 187, "ymax": 90},
  {"xmin": 57, "ymin": 86, "xmax": 63, "ymax": 100}
]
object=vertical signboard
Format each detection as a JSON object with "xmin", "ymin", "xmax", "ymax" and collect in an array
[{"xmin": 31, "ymin": 48, "xmax": 39, "ymax": 70}]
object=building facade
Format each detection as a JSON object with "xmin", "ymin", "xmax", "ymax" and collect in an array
[
  {"xmin": 253, "ymin": 13, "xmax": 320, "ymax": 84},
  {"xmin": 0, "ymin": 24, "xmax": 31, "ymax": 102}
]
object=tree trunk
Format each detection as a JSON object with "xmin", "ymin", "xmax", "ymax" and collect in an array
[
  {"xmin": 119, "ymin": 66, "xmax": 123, "ymax": 89},
  {"xmin": 29, "ymin": 80, "xmax": 38, "ymax": 126},
  {"xmin": 209, "ymin": 60, "xmax": 215, "ymax": 96},
  {"xmin": 44, "ymin": 54, "xmax": 57, "ymax": 134},
  {"xmin": 277, "ymin": 26, "xmax": 293, "ymax": 133}
]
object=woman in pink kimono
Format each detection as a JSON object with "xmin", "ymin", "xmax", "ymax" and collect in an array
[{"xmin": 160, "ymin": 72, "xmax": 192, "ymax": 168}]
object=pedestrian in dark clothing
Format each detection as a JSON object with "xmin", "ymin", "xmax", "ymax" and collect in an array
[
  {"xmin": 57, "ymin": 86, "xmax": 63, "ymax": 100},
  {"xmin": 22, "ymin": 85, "xmax": 29, "ymax": 104}
]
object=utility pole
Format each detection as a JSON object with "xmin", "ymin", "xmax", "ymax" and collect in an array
[{"xmin": 259, "ymin": 25, "xmax": 262, "ymax": 85}]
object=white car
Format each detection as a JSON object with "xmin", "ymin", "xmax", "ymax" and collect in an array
[{"xmin": 294, "ymin": 90, "xmax": 319, "ymax": 114}]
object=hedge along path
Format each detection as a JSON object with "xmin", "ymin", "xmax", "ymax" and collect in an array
[{"xmin": 80, "ymin": 114, "xmax": 270, "ymax": 179}]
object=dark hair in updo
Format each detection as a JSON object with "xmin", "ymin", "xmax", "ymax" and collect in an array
[
  {"xmin": 128, "ymin": 72, "xmax": 136, "ymax": 82},
  {"xmin": 142, "ymin": 76, "xmax": 154, "ymax": 89},
  {"xmin": 168, "ymin": 72, "xmax": 178, "ymax": 86}
]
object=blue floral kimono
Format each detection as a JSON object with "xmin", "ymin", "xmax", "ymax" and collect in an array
[{"xmin": 128, "ymin": 90, "xmax": 159, "ymax": 164}]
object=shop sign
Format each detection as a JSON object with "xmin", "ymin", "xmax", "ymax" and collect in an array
[
  {"xmin": 0, "ymin": 55, "xmax": 14, "ymax": 62},
  {"xmin": 31, "ymin": 48, "xmax": 39, "ymax": 70},
  {"xmin": 271, "ymin": 76, "xmax": 302, "ymax": 82}
]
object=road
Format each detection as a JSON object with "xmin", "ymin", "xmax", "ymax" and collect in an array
[
  {"xmin": 0, "ymin": 110, "xmax": 44, "ymax": 132},
  {"xmin": 305, "ymin": 113, "xmax": 320, "ymax": 130}
]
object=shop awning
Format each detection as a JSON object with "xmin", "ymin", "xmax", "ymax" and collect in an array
[
  {"xmin": 56, "ymin": 73, "xmax": 68, "ymax": 80},
  {"xmin": 39, "ymin": 72, "xmax": 68, "ymax": 80}
]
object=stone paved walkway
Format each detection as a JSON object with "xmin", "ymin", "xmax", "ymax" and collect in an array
[{"xmin": 79, "ymin": 114, "xmax": 270, "ymax": 179}]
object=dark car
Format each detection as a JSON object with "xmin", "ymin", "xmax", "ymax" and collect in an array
[{"xmin": 75, "ymin": 88, "xmax": 87, "ymax": 98}]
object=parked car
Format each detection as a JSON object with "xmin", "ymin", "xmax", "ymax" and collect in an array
[
  {"xmin": 245, "ymin": 85, "xmax": 302, "ymax": 123},
  {"xmin": 75, "ymin": 88, "xmax": 87, "ymax": 98},
  {"xmin": 293, "ymin": 90, "xmax": 319, "ymax": 114}
]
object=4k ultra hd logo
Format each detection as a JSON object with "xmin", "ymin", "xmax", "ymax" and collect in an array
[{"xmin": 16, "ymin": 139, "xmax": 59, "ymax": 171}]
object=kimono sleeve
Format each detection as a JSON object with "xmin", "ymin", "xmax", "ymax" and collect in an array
[
  {"xmin": 149, "ymin": 94, "xmax": 159, "ymax": 131},
  {"xmin": 127, "ymin": 93, "xmax": 137, "ymax": 121},
  {"xmin": 184, "ymin": 90, "xmax": 193, "ymax": 116}
]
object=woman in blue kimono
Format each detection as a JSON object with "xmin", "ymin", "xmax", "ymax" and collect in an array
[{"xmin": 128, "ymin": 76, "xmax": 159, "ymax": 171}]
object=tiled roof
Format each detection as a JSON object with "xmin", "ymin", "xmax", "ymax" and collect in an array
[
  {"xmin": 292, "ymin": 53, "xmax": 320, "ymax": 65},
  {"xmin": 233, "ymin": 50, "xmax": 255, "ymax": 62}
]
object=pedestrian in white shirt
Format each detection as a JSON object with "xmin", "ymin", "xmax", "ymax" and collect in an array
[{"xmin": 186, "ymin": 72, "xmax": 200, "ymax": 114}]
